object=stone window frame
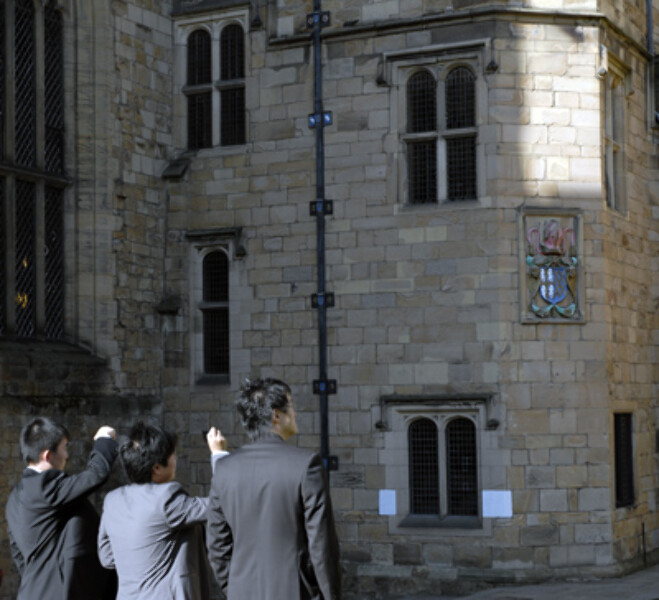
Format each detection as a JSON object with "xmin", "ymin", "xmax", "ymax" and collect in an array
[
  {"xmin": 173, "ymin": 7, "xmax": 249, "ymax": 153},
  {"xmin": 385, "ymin": 40, "xmax": 489, "ymax": 208},
  {"xmin": 187, "ymin": 227, "xmax": 246, "ymax": 386},
  {"xmin": 381, "ymin": 396, "xmax": 493, "ymax": 536},
  {"xmin": 0, "ymin": 0, "xmax": 67, "ymax": 341},
  {"xmin": 602, "ymin": 50, "xmax": 630, "ymax": 213}
]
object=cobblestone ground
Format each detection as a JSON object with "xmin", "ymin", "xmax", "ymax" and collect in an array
[{"xmin": 343, "ymin": 562, "xmax": 659, "ymax": 599}]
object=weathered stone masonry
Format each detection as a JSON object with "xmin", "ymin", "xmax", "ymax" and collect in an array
[{"xmin": 0, "ymin": 0, "xmax": 658, "ymax": 597}]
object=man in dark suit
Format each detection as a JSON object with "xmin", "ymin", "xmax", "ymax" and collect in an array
[
  {"xmin": 98, "ymin": 421, "xmax": 228, "ymax": 599},
  {"xmin": 5, "ymin": 417, "xmax": 118, "ymax": 600},
  {"xmin": 206, "ymin": 377, "xmax": 341, "ymax": 600}
]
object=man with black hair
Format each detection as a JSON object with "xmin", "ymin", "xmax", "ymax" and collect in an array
[
  {"xmin": 6, "ymin": 417, "xmax": 118, "ymax": 600},
  {"xmin": 97, "ymin": 421, "xmax": 227, "ymax": 599},
  {"xmin": 206, "ymin": 377, "xmax": 341, "ymax": 600}
]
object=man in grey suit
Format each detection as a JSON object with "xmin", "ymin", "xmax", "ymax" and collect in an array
[
  {"xmin": 206, "ymin": 377, "xmax": 341, "ymax": 600},
  {"xmin": 98, "ymin": 421, "xmax": 227, "ymax": 599}
]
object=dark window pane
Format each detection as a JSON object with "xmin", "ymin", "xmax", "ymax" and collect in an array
[
  {"xmin": 203, "ymin": 251, "xmax": 228, "ymax": 302},
  {"xmin": 15, "ymin": 181, "xmax": 35, "ymax": 338},
  {"xmin": 409, "ymin": 418, "xmax": 439, "ymax": 514},
  {"xmin": 0, "ymin": 0, "xmax": 5, "ymax": 160},
  {"xmin": 221, "ymin": 24, "xmax": 244, "ymax": 81},
  {"xmin": 45, "ymin": 187, "xmax": 64, "ymax": 340},
  {"xmin": 0, "ymin": 178, "xmax": 5, "ymax": 335},
  {"xmin": 188, "ymin": 92, "xmax": 212, "ymax": 149},
  {"xmin": 446, "ymin": 418, "xmax": 478, "ymax": 516},
  {"xmin": 614, "ymin": 413, "xmax": 634, "ymax": 508},
  {"xmin": 408, "ymin": 140, "xmax": 437, "ymax": 204},
  {"xmin": 447, "ymin": 136, "xmax": 476, "ymax": 201},
  {"xmin": 15, "ymin": 0, "xmax": 36, "ymax": 168},
  {"xmin": 187, "ymin": 29, "xmax": 211, "ymax": 85},
  {"xmin": 407, "ymin": 70, "xmax": 436, "ymax": 133},
  {"xmin": 446, "ymin": 66, "xmax": 475, "ymax": 129},
  {"xmin": 203, "ymin": 309, "xmax": 229, "ymax": 375},
  {"xmin": 221, "ymin": 87, "xmax": 245, "ymax": 146},
  {"xmin": 44, "ymin": 3, "xmax": 64, "ymax": 174}
]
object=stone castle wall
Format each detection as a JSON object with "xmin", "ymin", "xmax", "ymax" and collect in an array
[{"xmin": 0, "ymin": 0, "xmax": 657, "ymax": 597}]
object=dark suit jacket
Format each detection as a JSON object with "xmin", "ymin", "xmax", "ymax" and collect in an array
[
  {"xmin": 98, "ymin": 481, "xmax": 213, "ymax": 599},
  {"xmin": 207, "ymin": 433, "xmax": 341, "ymax": 600},
  {"xmin": 5, "ymin": 437, "xmax": 118, "ymax": 600}
]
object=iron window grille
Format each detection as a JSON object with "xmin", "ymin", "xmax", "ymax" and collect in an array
[
  {"xmin": 201, "ymin": 250, "xmax": 230, "ymax": 376},
  {"xmin": 186, "ymin": 29, "xmax": 212, "ymax": 149},
  {"xmin": 403, "ymin": 65, "xmax": 478, "ymax": 205},
  {"xmin": 184, "ymin": 23, "xmax": 246, "ymax": 150},
  {"xmin": 0, "ymin": 0, "xmax": 66, "ymax": 340},
  {"xmin": 409, "ymin": 418, "xmax": 440, "ymax": 514},
  {"xmin": 614, "ymin": 413, "xmax": 635, "ymax": 508},
  {"xmin": 219, "ymin": 23, "xmax": 245, "ymax": 146},
  {"xmin": 408, "ymin": 415, "xmax": 479, "ymax": 520},
  {"xmin": 446, "ymin": 417, "xmax": 478, "ymax": 516}
]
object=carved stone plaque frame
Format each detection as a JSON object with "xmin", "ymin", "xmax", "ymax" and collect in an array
[{"xmin": 519, "ymin": 207, "xmax": 584, "ymax": 324}]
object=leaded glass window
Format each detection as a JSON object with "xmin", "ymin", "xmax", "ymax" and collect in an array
[
  {"xmin": 409, "ymin": 418, "xmax": 440, "ymax": 514},
  {"xmin": 0, "ymin": 0, "xmax": 66, "ymax": 340},
  {"xmin": 604, "ymin": 68, "xmax": 626, "ymax": 211},
  {"xmin": 184, "ymin": 23, "xmax": 246, "ymax": 150},
  {"xmin": 403, "ymin": 63, "xmax": 478, "ymax": 204},
  {"xmin": 445, "ymin": 66, "xmax": 476, "ymax": 201},
  {"xmin": 446, "ymin": 417, "xmax": 478, "ymax": 516},
  {"xmin": 187, "ymin": 29, "xmax": 212, "ymax": 150},
  {"xmin": 407, "ymin": 414, "xmax": 479, "ymax": 522},
  {"xmin": 220, "ymin": 23, "xmax": 245, "ymax": 146},
  {"xmin": 202, "ymin": 250, "xmax": 229, "ymax": 376},
  {"xmin": 614, "ymin": 413, "xmax": 634, "ymax": 508}
]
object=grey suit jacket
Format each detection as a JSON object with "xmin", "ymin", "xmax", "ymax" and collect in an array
[
  {"xmin": 98, "ymin": 481, "xmax": 212, "ymax": 599},
  {"xmin": 206, "ymin": 433, "xmax": 341, "ymax": 600}
]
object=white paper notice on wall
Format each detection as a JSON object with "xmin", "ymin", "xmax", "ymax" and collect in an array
[
  {"xmin": 379, "ymin": 489, "xmax": 396, "ymax": 515},
  {"xmin": 482, "ymin": 490, "xmax": 513, "ymax": 518}
]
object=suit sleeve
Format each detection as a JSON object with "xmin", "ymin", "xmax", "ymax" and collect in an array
[
  {"xmin": 7, "ymin": 526, "xmax": 25, "ymax": 575},
  {"xmin": 42, "ymin": 437, "xmax": 118, "ymax": 507},
  {"xmin": 97, "ymin": 503, "xmax": 115, "ymax": 569},
  {"xmin": 162, "ymin": 483, "xmax": 209, "ymax": 529},
  {"xmin": 206, "ymin": 470, "xmax": 233, "ymax": 597},
  {"xmin": 302, "ymin": 453, "xmax": 341, "ymax": 600}
]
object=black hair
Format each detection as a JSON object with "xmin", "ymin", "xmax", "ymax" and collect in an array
[
  {"xmin": 237, "ymin": 377, "xmax": 291, "ymax": 441},
  {"xmin": 120, "ymin": 421, "xmax": 177, "ymax": 484},
  {"xmin": 20, "ymin": 417, "xmax": 70, "ymax": 464}
]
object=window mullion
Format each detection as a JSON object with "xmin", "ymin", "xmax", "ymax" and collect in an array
[
  {"xmin": 34, "ymin": 181, "xmax": 45, "ymax": 334},
  {"xmin": 438, "ymin": 417, "xmax": 448, "ymax": 517}
]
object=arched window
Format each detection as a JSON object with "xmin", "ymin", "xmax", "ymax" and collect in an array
[
  {"xmin": 445, "ymin": 66, "xmax": 477, "ymax": 201},
  {"xmin": 408, "ymin": 418, "xmax": 439, "ymax": 514},
  {"xmin": 0, "ymin": 0, "xmax": 65, "ymax": 340},
  {"xmin": 202, "ymin": 250, "xmax": 229, "ymax": 376},
  {"xmin": 220, "ymin": 24, "xmax": 245, "ymax": 146},
  {"xmin": 406, "ymin": 70, "xmax": 437, "ymax": 204},
  {"xmin": 446, "ymin": 417, "xmax": 478, "ymax": 516},
  {"xmin": 186, "ymin": 29, "xmax": 212, "ymax": 149}
]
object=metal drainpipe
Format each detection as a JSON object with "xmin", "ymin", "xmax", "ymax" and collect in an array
[{"xmin": 308, "ymin": 0, "xmax": 335, "ymax": 470}]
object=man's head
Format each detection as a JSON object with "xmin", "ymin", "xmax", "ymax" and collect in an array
[
  {"xmin": 237, "ymin": 377, "xmax": 298, "ymax": 441},
  {"xmin": 120, "ymin": 422, "xmax": 178, "ymax": 484},
  {"xmin": 20, "ymin": 417, "xmax": 70, "ymax": 469}
]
